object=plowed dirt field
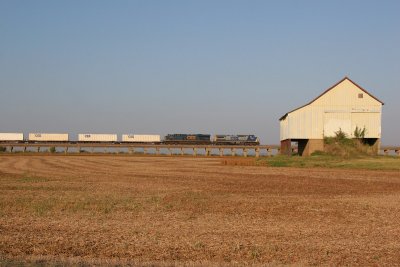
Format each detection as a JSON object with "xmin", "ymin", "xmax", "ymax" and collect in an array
[{"xmin": 1, "ymin": 155, "xmax": 400, "ymax": 266}]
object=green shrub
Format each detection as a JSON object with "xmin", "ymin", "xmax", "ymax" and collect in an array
[
  {"xmin": 49, "ymin": 147, "xmax": 56, "ymax": 153},
  {"xmin": 334, "ymin": 128, "xmax": 348, "ymax": 142},
  {"xmin": 0, "ymin": 147, "xmax": 6, "ymax": 152},
  {"xmin": 354, "ymin": 126, "xmax": 367, "ymax": 139},
  {"xmin": 326, "ymin": 128, "xmax": 355, "ymax": 147},
  {"xmin": 324, "ymin": 136, "xmax": 335, "ymax": 145},
  {"xmin": 311, "ymin": 150, "xmax": 327, "ymax": 156}
]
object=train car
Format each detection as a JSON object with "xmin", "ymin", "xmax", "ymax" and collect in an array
[
  {"xmin": 122, "ymin": 134, "xmax": 161, "ymax": 143},
  {"xmin": 213, "ymin": 135, "xmax": 259, "ymax": 145},
  {"xmin": 28, "ymin": 133, "xmax": 69, "ymax": 142},
  {"xmin": 164, "ymin": 134, "xmax": 211, "ymax": 145},
  {"xmin": 78, "ymin": 134, "xmax": 118, "ymax": 143},
  {"xmin": 0, "ymin": 133, "xmax": 24, "ymax": 143}
]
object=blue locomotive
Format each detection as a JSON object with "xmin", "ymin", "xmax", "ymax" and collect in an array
[
  {"xmin": 164, "ymin": 134, "xmax": 212, "ymax": 144},
  {"xmin": 213, "ymin": 135, "xmax": 259, "ymax": 145}
]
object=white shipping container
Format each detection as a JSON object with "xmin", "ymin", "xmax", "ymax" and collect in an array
[
  {"xmin": 122, "ymin": 134, "xmax": 161, "ymax": 143},
  {"xmin": 0, "ymin": 133, "xmax": 24, "ymax": 141},
  {"xmin": 78, "ymin": 134, "xmax": 117, "ymax": 142},
  {"xmin": 29, "ymin": 133, "xmax": 69, "ymax": 142}
]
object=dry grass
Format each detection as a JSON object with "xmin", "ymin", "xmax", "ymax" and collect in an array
[
  {"xmin": 221, "ymin": 158, "xmax": 257, "ymax": 166},
  {"xmin": 1, "ymin": 155, "xmax": 400, "ymax": 266},
  {"xmin": 259, "ymin": 155, "xmax": 400, "ymax": 170}
]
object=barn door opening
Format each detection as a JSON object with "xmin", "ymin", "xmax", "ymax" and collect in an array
[{"xmin": 323, "ymin": 112, "xmax": 351, "ymax": 138}]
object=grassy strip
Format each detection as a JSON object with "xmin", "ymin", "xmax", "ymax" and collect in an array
[{"xmin": 257, "ymin": 155, "xmax": 400, "ymax": 170}]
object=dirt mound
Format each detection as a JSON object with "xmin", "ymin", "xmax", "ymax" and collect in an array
[{"xmin": 323, "ymin": 140, "xmax": 376, "ymax": 157}]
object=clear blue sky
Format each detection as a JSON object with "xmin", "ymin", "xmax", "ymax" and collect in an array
[{"xmin": 1, "ymin": 0, "xmax": 399, "ymax": 145}]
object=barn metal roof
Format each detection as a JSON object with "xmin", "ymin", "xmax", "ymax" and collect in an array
[{"xmin": 279, "ymin": 77, "xmax": 384, "ymax": 121}]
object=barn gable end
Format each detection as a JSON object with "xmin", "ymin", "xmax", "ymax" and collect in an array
[{"xmin": 312, "ymin": 78, "xmax": 383, "ymax": 107}]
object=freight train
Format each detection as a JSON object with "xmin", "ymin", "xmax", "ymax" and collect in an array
[{"xmin": 0, "ymin": 133, "xmax": 260, "ymax": 145}]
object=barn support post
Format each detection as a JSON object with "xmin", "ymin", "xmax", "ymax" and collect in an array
[
  {"xmin": 156, "ymin": 147, "xmax": 160, "ymax": 155},
  {"xmin": 65, "ymin": 147, "xmax": 68, "ymax": 154},
  {"xmin": 23, "ymin": 146, "xmax": 27, "ymax": 153},
  {"xmin": 243, "ymin": 148, "xmax": 248, "ymax": 157},
  {"xmin": 255, "ymin": 148, "xmax": 260, "ymax": 158},
  {"xmin": 180, "ymin": 148, "xmax": 184, "ymax": 156},
  {"xmin": 37, "ymin": 147, "xmax": 40, "ymax": 153},
  {"xmin": 168, "ymin": 148, "xmax": 172, "ymax": 156},
  {"xmin": 219, "ymin": 148, "xmax": 224, "ymax": 157},
  {"xmin": 280, "ymin": 139, "xmax": 292, "ymax": 156},
  {"xmin": 193, "ymin": 148, "xmax": 197, "ymax": 156},
  {"xmin": 144, "ymin": 147, "xmax": 147, "ymax": 155},
  {"xmin": 205, "ymin": 148, "xmax": 210, "ymax": 156},
  {"xmin": 77, "ymin": 147, "xmax": 81, "ymax": 153},
  {"xmin": 231, "ymin": 148, "xmax": 236, "ymax": 157},
  {"xmin": 10, "ymin": 146, "xmax": 14, "ymax": 153},
  {"xmin": 300, "ymin": 139, "xmax": 324, "ymax": 156},
  {"xmin": 376, "ymin": 139, "xmax": 381, "ymax": 155}
]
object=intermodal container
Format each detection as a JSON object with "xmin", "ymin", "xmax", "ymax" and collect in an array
[
  {"xmin": 122, "ymin": 134, "xmax": 161, "ymax": 143},
  {"xmin": 28, "ymin": 133, "xmax": 69, "ymax": 142},
  {"xmin": 78, "ymin": 134, "xmax": 117, "ymax": 142},
  {"xmin": 0, "ymin": 133, "xmax": 24, "ymax": 142}
]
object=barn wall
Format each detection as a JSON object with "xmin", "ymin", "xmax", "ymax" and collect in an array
[
  {"xmin": 285, "ymin": 106, "xmax": 324, "ymax": 140},
  {"xmin": 351, "ymin": 112, "xmax": 382, "ymax": 138},
  {"xmin": 280, "ymin": 118, "xmax": 289, "ymax": 141}
]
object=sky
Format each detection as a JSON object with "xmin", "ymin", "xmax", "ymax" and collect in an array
[{"xmin": 1, "ymin": 0, "xmax": 399, "ymax": 145}]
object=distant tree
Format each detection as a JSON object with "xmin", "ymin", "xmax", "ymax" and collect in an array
[{"xmin": 49, "ymin": 147, "xmax": 56, "ymax": 153}]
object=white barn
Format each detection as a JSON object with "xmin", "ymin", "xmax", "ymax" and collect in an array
[{"xmin": 279, "ymin": 77, "xmax": 384, "ymax": 156}]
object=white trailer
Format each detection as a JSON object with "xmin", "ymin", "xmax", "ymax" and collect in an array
[
  {"xmin": 0, "ymin": 133, "xmax": 24, "ymax": 142},
  {"xmin": 78, "ymin": 134, "xmax": 118, "ymax": 142},
  {"xmin": 28, "ymin": 133, "xmax": 69, "ymax": 142},
  {"xmin": 122, "ymin": 134, "xmax": 161, "ymax": 143}
]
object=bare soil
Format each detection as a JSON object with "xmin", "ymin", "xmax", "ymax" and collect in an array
[{"xmin": 0, "ymin": 155, "xmax": 400, "ymax": 266}]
